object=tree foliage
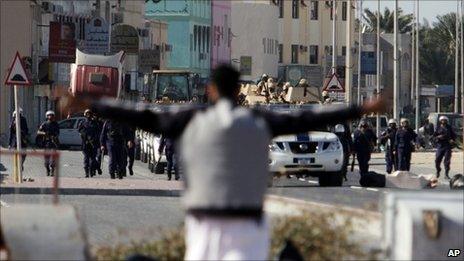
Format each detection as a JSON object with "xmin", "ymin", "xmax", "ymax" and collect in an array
[{"xmin": 364, "ymin": 7, "xmax": 414, "ymax": 33}]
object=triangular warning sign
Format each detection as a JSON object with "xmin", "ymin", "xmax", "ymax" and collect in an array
[
  {"xmin": 323, "ymin": 73, "xmax": 344, "ymax": 92},
  {"xmin": 4, "ymin": 52, "xmax": 32, "ymax": 86}
]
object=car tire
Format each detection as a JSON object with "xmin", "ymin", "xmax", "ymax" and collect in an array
[{"xmin": 318, "ymin": 171, "xmax": 343, "ymax": 187}]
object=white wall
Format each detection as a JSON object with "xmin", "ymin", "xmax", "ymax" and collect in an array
[{"xmin": 231, "ymin": 1, "xmax": 278, "ymax": 81}]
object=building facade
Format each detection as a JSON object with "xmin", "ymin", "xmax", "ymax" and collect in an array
[
  {"xmin": 211, "ymin": 0, "xmax": 231, "ymax": 68},
  {"xmin": 231, "ymin": 0, "xmax": 279, "ymax": 81},
  {"xmin": 277, "ymin": 0, "xmax": 356, "ymax": 86},
  {"xmin": 146, "ymin": 0, "xmax": 212, "ymax": 77}
]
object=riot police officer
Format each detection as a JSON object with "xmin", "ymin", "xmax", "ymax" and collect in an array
[
  {"xmin": 37, "ymin": 111, "xmax": 60, "ymax": 176},
  {"xmin": 433, "ymin": 116, "xmax": 456, "ymax": 179},
  {"xmin": 395, "ymin": 118, "xmax": 417, "ymax": 171},
  {"xmin": 353, "ymin": 120, "xmax": 377, "ymax": 175},
  {"xmin": 94, "ymin": 114, "xmax": 104, "ymax": 175},
  {"xmin": 380, "ymin": 119, "xmax": 398, "ymax": 174},
  {"xmin": 125, "ymin": 126, "xmax": 136, "ymax": 176},
  {"xmin": 158, "ymin": 135, "xmax": 179, "ymax": 180},
  {"xmin": 9, "ymin": 108, "xmax": 29, "ymax": 171},
  {"xmin": 100, "ymin": 120, "xmax": 126, "ymax": 179},
  {"xmin": 78, "ymin": 109, "xmax": 100, "ymax": 178},
  {"xmin": 334, "ymin": 123, "xmax": 352, "ymax": 181}
]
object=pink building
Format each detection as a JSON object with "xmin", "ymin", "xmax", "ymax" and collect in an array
[{"xmin": 211, "ymin": 0, "xmax": 231, "ymax": 68}]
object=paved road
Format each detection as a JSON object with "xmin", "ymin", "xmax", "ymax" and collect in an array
[{"xmin": 1, "ymin": 194, "xmax": 184, "ymax": 246}]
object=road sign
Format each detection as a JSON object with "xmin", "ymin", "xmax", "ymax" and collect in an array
[
  {"xmin": 323, "ymin": 73, "xmax": 344, "ymax": 92},
  {"xmin": 4, "ymin": 52, "xmax": 32, "ymax": 86}
]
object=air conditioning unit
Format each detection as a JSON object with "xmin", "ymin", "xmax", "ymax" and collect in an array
[
  {"xmin": 112, "ymin": 13, "xmax": 123, "ymax": 24},
  {"xmin": 42, "ymin": 2, "xmax": 54, "ymax": 13},
  {"xmin": 138, "ymin": 29, "xmax": 149, "ymax": 37},
  {"xmin": 299, "ymin": 45, "xmax": 308, "ymax": 52}
]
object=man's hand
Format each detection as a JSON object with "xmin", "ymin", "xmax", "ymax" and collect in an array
[
  {"xmin": 361, "ymin": 98, "xmax": 387, "ymax": 115},
  {"xmin": 127, "ymin": 141, "xmax": 134, "ymax": 148}
]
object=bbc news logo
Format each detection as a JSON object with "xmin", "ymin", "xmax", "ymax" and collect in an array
[{"xmin": 448, "ymin": 249, "xmax": 461, "ymax": 257}]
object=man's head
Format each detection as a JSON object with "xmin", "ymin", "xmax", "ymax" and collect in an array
[
  {"xmin": 400, "ymin": 118, "xmax": 409, "ymax": 127},
  {"xmin": 84, "ymin": 109, "xmax": 92, "ymax": 118},
  {"xmin": 208, "ymin": 64, "xmax": 241, "ymax": 102},
  {"xmin": 388, "ymin": 119, "xmax": 397, "ymax": 128},
  {"xmin": 359, "ymin": 120, "xmax": 369, "ymax": 130},
  {"xmin": 46, "ymin": 110, "xmax": 55, "ymax": 121},
  {"xmin": 450, "ymin": 174, "xmax": 464, "ymax": 189},
  {"xmin": 439, "ymin": 116, "xmax": 449, "ymax": 125}
]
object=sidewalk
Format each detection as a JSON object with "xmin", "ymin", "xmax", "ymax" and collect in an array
[{"xmin": 1, "ymin": 177, "xmax": 183, "ymax": 196}]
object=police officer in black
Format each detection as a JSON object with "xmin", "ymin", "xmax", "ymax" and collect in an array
[
  {"xmin": 380, "ymin": 119, "xmax": 398, "ymax": 174},
  {"xmin": 94, "ymin": 114, "xmax": 104, "ymax": 175},
  {"xmin": 37, "ymin": 110, "xmax": 60, "ymax": 176},
  {"xmin": 158, "ymin": 135, "xmax": 179, "ymax": 180},
  {"xmin": 9, "ymin": 108, "xmax": 29, "ymax": 171},
  {"xmin": 79, "ymin": 109, "xmax": 100, "ymax": 178},
  {"xmin": 100, "ymin": 120, "xmax": 126, "ymax": 179},
  {"xmin": 395, "ymin": 118, "xmax": 417, "ymax": 171},
  {"xmin": 353, "ymin": 120, "xmax": 377, "ymax": 175},
  {"xmin": 433, "ymin": 116, "xmax": 456, "ymax": 179},
  {"xmin": 125, "ymin": 126, "xmax": 136, "ymax": 176}
]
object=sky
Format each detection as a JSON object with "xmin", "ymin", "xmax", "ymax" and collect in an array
[{"xmin": 363, "ymin": 0, "xmax": 459, "ymax": 24}]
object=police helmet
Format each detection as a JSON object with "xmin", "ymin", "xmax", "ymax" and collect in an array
[
  {"xmin": 84, "ymin": 109, "xmax": 92, "ymax": 115},
  {"xmin": 262, "ymin": 74, "xmax": 268, "ymax": 78},
  {"xmin": 388, "ymin": 119, "xmax": 397, "ymax": 125},
  {"xmin": 359, "ymin": 120, "xmax": 369, "ymax": 128},
  {"xmin": 12, "ymin": 108, "xmax": 23, "ymax": 117},
  {"xmin": 400, "ymin": 118, "xmax": 409, "ymax": 124},
  {"xmin": 322, "ymin": 91, "xmax": 328, "ymax": 97},
  {"xmin": 45, "ymin": 110, "xmax": 55, "ymax": 117},
  {"xmin": 299, "ymin": 78, "xmax": 308, "ymax": 85},
  {"xmin": 335, "ymin": 124, "xmax": 345, "ymax": 133},
  {"xmin": 439, "ymin": 115, "xmax": 449, "ymax": 122}
]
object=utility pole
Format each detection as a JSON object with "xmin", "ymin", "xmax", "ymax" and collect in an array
[
  {"xmin": 415, "ymin": 0, "xmax": 420, "ymax": 132},
  {"xmin": 376, "ymin": 0, "xmax": 381, "ymax": 139},
  {"xmin": 456, "ymin": 0, "xmax": 460, "ymax": 113},
  {"xmin": 332, "ymin": 0, "xmax": 337, "ymax": 74},
  {"xmin": 411, "ymin": 0, "xmax": 415, "ymax": 104},
  {"xmin": 357, "ymin": 0, "xmax": 363, "ymax": 105},
  {"xmin": 461, "ymin": 0, "xmax": 464, "ymax": 114},
  {"xmin": 346, "ymin": 0, "xmax": 353, "ymax": 105},
  {"xmin": 393, "ymin": 0, "xmax": 399, "ymax": 120}
]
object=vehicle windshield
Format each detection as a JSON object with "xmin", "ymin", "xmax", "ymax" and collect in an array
[
  {"xmin": 153, "ymin": 74, "xmax": 189, "ymax": 101},
  {"xmin": 450, "ymin": 116, "xmax": 463, "ymax": 131}
]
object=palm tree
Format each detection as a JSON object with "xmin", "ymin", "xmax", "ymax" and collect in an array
[{"xmin": 363, "ymin": 7, "xmax": 414, "ymax": 34}]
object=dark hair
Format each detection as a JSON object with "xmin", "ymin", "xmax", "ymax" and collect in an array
[{"xmin": 211, "ymin": 64, "xmax": 241, "ymax": 99}]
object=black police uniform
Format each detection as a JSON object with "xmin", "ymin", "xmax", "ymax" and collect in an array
[
  {"xmin": 100, "ymin": 120, "xmax": 126, "ymax": 179},
  {"xmin": 380, "ymin": 126, "xmax": 397, "ymax": 174},
  {"xmin": 395, "ymin": 127, "xmax": 417, "ymax": 171},
  {"xmin": 94, "ymin": 118, "xmax": 104, "ymax": 175},
  {"xmin": 125, "ymin": 126, "xmax": 136, "ymax": 176},
  {"xmin": 9, "ymin": 115, "xmax": 29, "ymax": 170},
  {"xmin": 38, "ymin": 120, "xmax": 60, "ymax": 176},
  {"xmin": 353, "ymin": 128, "xmax": 376, "ymax": 175},
  {"xmin": 159, "ymin": 136, "xmax": 179, "ymax": 180},
  {"xmin": 433, "ymin": 124, "xmax": 456, "ymax": 178},
  {"xmin": 78, "ymin": 117, "xmax": 100, "ymax": 177}
]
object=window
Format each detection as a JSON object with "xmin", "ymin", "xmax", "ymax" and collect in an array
[
  {"xmin": 342, "ymin": 1, "xmax": 347, "ymax": 21},
  {"xmin": 342, "ymin": 46, "xmax": 347, "ymax": 56},
  {"xmin": 228, "ymin": 28, "xmax": 231, "ymax": 47},
  {"xmin": 325, "ymin": 45, "xmax": 333, "ymax": 55},
  {"xmin": 206, "ymin": 27, "xmax": 210, "ymax": 53},
  {"xmin": 202, "ymin": 26, "xmax": 206, "ymax": 53},
  {"xmin": 292, "ymin": 0, "xmax": 299, "ymax": 19},
  {"xmin": 310, "ymin": 1, "xmax": 318, "ymax": 20},
  {"xmin": 309, "ymin": 45, "xmax": 318, "ymax": 64},
  {"xmin": 291, "ymin": 44, "xmax": 299, "ymax": 64},
  {"xmin": 194, "ymin": 26, "xmax": 198, "ymax": 51},
  {"xmin": 279, "ymin": 44, "xmax": 283, "ymax": 63},
  {"xmin": 190, "ymin": 34, "xmax": 193, "ymax": 51},
  {"xmin": 278, "ymin": 0, "xmax": 284, "ymax": 18}
]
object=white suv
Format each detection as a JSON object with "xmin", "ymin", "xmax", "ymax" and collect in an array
[{"xmin": 269, "ymin": 131, "xmax": 345, "ymax": 186}]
